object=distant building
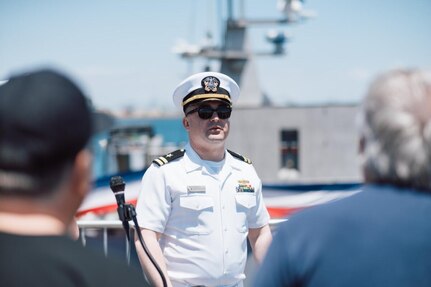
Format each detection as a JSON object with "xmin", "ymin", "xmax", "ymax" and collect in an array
[
  {"xmin": 227, "ymin": 104, "xmax": 362, "ymax": 184},
  {"xmin": 97, "ymin": 104, "xmax": 362, "ymax": 185}
]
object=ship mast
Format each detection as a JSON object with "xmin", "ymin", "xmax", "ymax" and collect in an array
[{"xmin": 174, "ymin": 0, "xmax": 314, "ymax": 107}]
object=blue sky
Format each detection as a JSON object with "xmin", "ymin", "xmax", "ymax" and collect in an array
[{"xmin": 1, "ymin": 0, "xmax": 430, "ymax": 113}]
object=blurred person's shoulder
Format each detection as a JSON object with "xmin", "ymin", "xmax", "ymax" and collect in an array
[{"xmin": 0, "ymin": 233, "xmax": 148, "ymax": 287}]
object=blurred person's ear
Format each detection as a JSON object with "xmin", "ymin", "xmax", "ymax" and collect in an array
[
  {"xmin": 58, "ymin": 150, "xmax": 91, "ymax": 238},
  {"xmin": 71, "ymin": 149, "xmax": 93, "ymax": 202}
]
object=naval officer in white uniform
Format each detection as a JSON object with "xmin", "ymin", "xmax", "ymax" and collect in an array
[{"xmin": 134, "ymin": 72, "xmax": 272, "ymax": 287}]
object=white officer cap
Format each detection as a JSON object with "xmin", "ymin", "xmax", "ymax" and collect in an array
[{"xmin": 172, "ymin": 71, "xmax": 240, "ymax": 111}]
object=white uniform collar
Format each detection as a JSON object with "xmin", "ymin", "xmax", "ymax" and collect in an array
[{"xmin": 183, "ymin": 142, "xmax": 242, "ymax": 173}]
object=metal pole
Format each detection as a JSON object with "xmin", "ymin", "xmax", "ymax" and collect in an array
[
  {"xmin": 103, "ymin": 228, "xmax": 108, "ymax": 257},
  {"xmin": 227, "ymin": 0, "xmax": 233, "ymax": 21},
  {"xmin": 80, "ymin": 228, "xmax": 86, "ymax": 247}
]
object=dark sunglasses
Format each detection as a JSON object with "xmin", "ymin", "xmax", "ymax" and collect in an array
[{"xmin": 185, "ymin": 104, "xmax": 232, "ymax": 120}]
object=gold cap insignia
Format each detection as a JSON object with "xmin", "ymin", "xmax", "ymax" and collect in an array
[{"xmin": 201, "ymin": 76, "xmax": 219, "ymax": 92}]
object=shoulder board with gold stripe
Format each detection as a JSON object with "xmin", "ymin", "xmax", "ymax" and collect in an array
[
  {"xmin": 227, "ymin": 150, "xmax": 252, "ymax": 164},
  {"xmin": 153, "ymin": 149, "xmax": 185, "ymax": 166}
]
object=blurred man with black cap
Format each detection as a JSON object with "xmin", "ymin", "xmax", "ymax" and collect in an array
[
  {"xmin": 0, "ymin": 68, "xmax": 149, "ymax": 287},
  {"xmin": 134, "ymin": 72, "xmax": 272, "ymax": 287}
]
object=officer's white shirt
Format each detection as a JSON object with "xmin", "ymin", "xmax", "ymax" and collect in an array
[{"xmin": 136, "ymin": 143, "xmax": 270, "ymax": 287}]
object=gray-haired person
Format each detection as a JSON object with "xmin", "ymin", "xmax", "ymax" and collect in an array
[{"xmin": 253, "ymin": 69, "xmax": 431, "ymax": 287}]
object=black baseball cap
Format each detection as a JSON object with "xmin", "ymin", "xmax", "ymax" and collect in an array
[{"xmin": 0, "ymin": 68, "xmax": 102, "ymax": 173}]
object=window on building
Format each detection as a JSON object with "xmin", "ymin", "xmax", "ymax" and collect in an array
[{"xmin": 280, "ymin": 129, "xmax": 299, "ymax": 170}]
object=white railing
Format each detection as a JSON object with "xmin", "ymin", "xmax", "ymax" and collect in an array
[
  {"xmin": 78, "ymin": 220, "xmax": 131, "ymax": 262},
  {"xmin": 77, "ymin": 218, "xmax": 286, "ymax": 263}
]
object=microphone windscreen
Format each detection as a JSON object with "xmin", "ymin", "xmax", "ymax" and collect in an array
[{"xmin": 110, "ymin": 176, "xmax": 125, "ymax": 193}]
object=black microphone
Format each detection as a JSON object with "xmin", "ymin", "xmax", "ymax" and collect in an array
[
  {"xmin": 110, "ymin": 175, "xmax": 126, "ymax": 206},
  {"xmin": 110, "ymin": 176, "xmax": 128, "ymax": 224}
]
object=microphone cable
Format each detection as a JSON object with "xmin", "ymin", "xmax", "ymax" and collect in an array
[
  {"xmin": 129, "ymin": 206, "xmax": 168, "ymax": 287},
  {"xmin": 110, "ymin": 176, "xmax": 168, "ymax": 287}
]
